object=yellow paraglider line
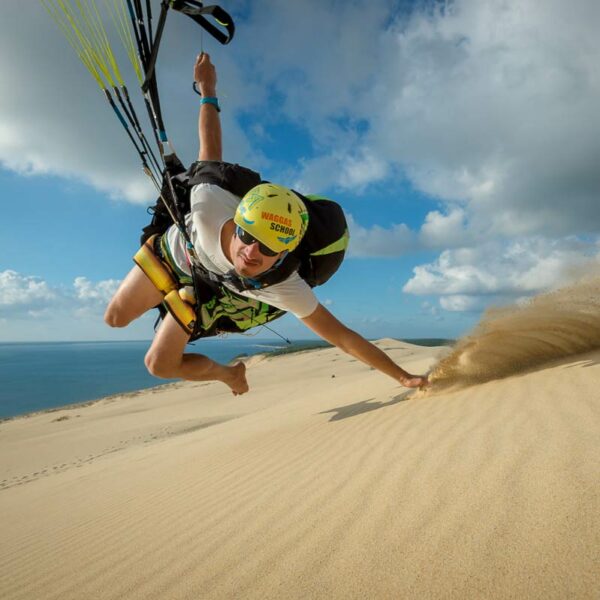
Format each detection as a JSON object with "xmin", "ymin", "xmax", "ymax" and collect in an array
[
  {"xmin": 107, "ymin": 0, "xmax": 143, "ymax": 84},
  {"xmin": 81, "ymin": 0, "xmax": 123, "ymax": 86},
  {"xmin": 42, "ymin": 0, "xmax": 162, "ymax": 181},
  {"xmin": 44, "ymin": 0, "xmax": 239, "ymax": 342},
  {"xmin": 43, "ymin": 0, "xmax": 106, "ymax": 89}
]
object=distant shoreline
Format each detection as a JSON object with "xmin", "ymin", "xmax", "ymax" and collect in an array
[
  {"xmin": 0, "ymin": 380, "xmax": 186, "ymax": 424},
  {"xmin": 0, "ymin": 337, "xmax": 454, "ymax": 346},
  {"xmin": 1, "ymin": 338, "xmax": 453, "ymax": 422}
]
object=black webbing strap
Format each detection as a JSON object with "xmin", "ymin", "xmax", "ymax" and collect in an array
[
  {"xmin": 142, "ymin": 0, "xmax": 235, "ymax": 93},
  {"xmin": 141, "ymin": 1, "xmax": 169, "ymax": 94},
  {"xmin": 171, "ymin": 1, "xmax": 235, "ymax": 45}
]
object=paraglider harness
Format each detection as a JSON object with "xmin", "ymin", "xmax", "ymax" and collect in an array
[
  {"xmin": 45, "ymin": 0, "xmax": 348, "ymax": 340},
  {"xmin": 140, "ymin": 159, "xmax": 349, "ymax": 340}
]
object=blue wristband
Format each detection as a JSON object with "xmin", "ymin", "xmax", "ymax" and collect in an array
[{"xmin": 200, "ymin": 96, "xmax": 220, "ymax": 112}]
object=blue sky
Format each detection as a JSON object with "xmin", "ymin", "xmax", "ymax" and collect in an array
[{"xmin": 1, "ymin": 0, "xmax": 599, "ymax": 342}]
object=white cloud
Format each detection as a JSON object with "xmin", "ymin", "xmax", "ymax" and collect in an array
[
  {"xmin": 292, "ymin": 147, "xmax": 389, "ymax": 194},
  {"xmin": 229, "ymin": 0, "xmax": 600, "ymax": 241},
  {"xmin": 340, "ymin": 149, "xmax": 389, "ymax": 190},
  {"xmin": 340, "ymin": 204, "xmax": 479, "ymax": 259},
  {"xmin": 346, "ymin": 213, "xmax": 416, "ymax": 258},
  {"xmin": 248, "ymin": 0, "xmax": 600, "ymax": 240},
  {"xmin": 0, "ymin": 270, "xmax": 57, "ymax": 309},
  {"xmin": 72, "ymin": 277, "xmax": 121, "ymax": 321},
  {"xmin": 361, "ymin": 316, "xmax": 382, "ymax": 325},
  {"xmin": 0, "ymin": 2, "xmax": 264, "ymax": 204},
  {"xmin": 292, "ymin": 155, "xmax": 343, "ymax": 194},
  {"xmin": 241, "ymin": 0, "xmax": 388, "ymax": 127},
  {"xmin": 439, "ymin": 295, "xmax": 488, "ymax": 313},
  {"xmin": 3, "ymin": 0, "xmax": 600, "ymax": 322},
  {"xmin": 372, "ymin": 0, "xmax": 600, "ymax": 238},
  {"xmin": 27, "ymin": 308, "xmax": 54, "ymax": 319},
  {"xmin": 403, "ymin": 237, "xmax": 599, "ymax": 310},
  {"xmin": 74, "ymin": 277, "xmax": 120, "ymax": 303},
  {"xmin": 242, "ymin": 0, "xmax": 600, "ymax": 306},
  {"xmin": 0, "ymin": 270, "xmax": 120, "ymax": 320},
  {"xmin": 0, "ymin": 271, "xmax": 159, "ymax": 341},
  {"xmin": 5, "ymin": 0, "xmax": 598, "ymax": 227},
  {"xmin": 419, "ymin": 207, "xmax": 471, "ymax": 248}
]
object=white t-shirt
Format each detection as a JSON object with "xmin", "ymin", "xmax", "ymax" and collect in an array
[{"xmin": 165, "ymin": 183, "xmax": 319, "ymax": 319}]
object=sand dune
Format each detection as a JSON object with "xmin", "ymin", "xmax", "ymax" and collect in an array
[{"xmin": 0, "ymin": 339, "xmax": 598, "ymax": 599}]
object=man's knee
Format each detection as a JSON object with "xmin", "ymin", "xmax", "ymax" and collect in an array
[
  {"xmin": 103, "ymin": 264, "xmax": 164, "ymax": 329},
  {"xmin": 104, "ymin": 302, "xmax": 131, "ymax": 328},
  {"xmin": 144, "ymin": 350, "xmax": 180, "ymax": 379}
]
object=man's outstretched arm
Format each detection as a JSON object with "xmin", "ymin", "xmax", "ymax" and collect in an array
[
  {"xmin": 194, "ymin": 52, "xmax": 222, "ymax": 161},
  {"xmin": 301, "ymin": 304, "xmax": 428, "ymax": 388}
]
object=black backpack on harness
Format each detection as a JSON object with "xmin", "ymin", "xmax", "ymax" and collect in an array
[
  {"xmin": 141, "ymin": 160, "xmax": 349, "ymax": 338},
  {"xmin": 142, "ymin": 160, "xmax": 349, "ymax": 290}
]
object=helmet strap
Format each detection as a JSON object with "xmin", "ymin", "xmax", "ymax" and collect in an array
[
  {"xmin": 223, "ymin": 250, "xmax": 291, "ymax": 292},
  {"xmin": 273, "ymin": 250, "xmax": 289, "ymax": 268}
]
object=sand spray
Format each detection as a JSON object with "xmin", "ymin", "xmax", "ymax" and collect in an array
[{"xmin": 427, "ymin": 275, "xmax": 600, "ymax": 392}]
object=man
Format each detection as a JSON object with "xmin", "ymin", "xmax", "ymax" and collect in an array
[{"xmin": 105, "ymin": 53, "xmax": 428, "ymax": 394}]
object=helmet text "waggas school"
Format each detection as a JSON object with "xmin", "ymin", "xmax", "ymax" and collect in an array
[{"xmin": 262, "ymin": 211, "xmax": 292, "ymax": 227}]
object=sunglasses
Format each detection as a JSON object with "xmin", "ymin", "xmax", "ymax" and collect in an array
[{"xmin": 235, "ymin": 226, "xmax": 279, "ymax": 257}]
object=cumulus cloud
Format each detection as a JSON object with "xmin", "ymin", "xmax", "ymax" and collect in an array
[
  {"xmin": 403, "ymin": 236, "xmax": 599, "ymax": 310},
  {"xmin": 0, "ymin": 270, "xmax": 120, "ymax": 319},
  {"xmin": 419, "ymin": 207, "xmax": 472, "ymax": 249},
  {"xmin": 245, "ymin": 0, "xmax": 600, "ymax": 320},
  {"xmin": 240, "ymin": 0, "xmax": 388, "ymax": 130},
  {"xmin": 346, "ymin": 213, "xmax": 416, "ymax": 257},
  {"xmin": 72, "ymin": 277, "xmax": 121, "ymax": 319},
  {"xmin": 0, "ymin": 4, "xmax": 154, "ymax": 201},
  {"xmin": 3, "ymin": 0, "xmax": 600, "ymax": 317},
  {"xmin": 0, "ymin": 2, "xmax": 263, "ymax": 203},
  {"xmin": 5, "ymin": 1, "xmax": 600, "ymax": 206},
  {"xmin": 74, "ymin": 277, "xmax": 120, "ymax": 303},
  {"xmin": 373, "ymin": 0, "xmax": 600, "ymax": 237},
  {"xmin": 439, "ymin": 295, "xmax": 491, "ymax": 313},
  {"xmin": 233, "ymin": 0, "xmax": 600, "ymax": 241},
  {"xmin": 0, "ymin": 270, "xmax": 57, "ymax": 315},
  {"xmin": 244, "ymin": 0, "xmax": 600, "ymax": 286},
  {"xmin": 291, "ymin": 146, "xmax": 389, "ymax": 194},
  {"xmin": 6, "ymin": 0, "xmax": 599, "ymax": 224},
  {"xmin": 343, "ymin": 206, "xmax": 475, "ymax": 258}
]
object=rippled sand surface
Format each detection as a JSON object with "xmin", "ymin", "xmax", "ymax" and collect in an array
[{"xmin": 1, "ymin": 338, "xmax": 598, "ymax": 599}]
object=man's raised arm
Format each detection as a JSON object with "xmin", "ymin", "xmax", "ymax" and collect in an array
[{"xmin": 194, "ymin": 53, "xmax": 222, "ymax": 161}]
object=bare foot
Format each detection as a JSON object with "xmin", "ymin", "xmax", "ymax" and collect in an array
[
  {"xmin": 400, "ymin": 375, "xmax": 429, "ymax": 389},
  {"xmin": 223, "ymin": 362, "xmax": 249, "ymax": 395}
]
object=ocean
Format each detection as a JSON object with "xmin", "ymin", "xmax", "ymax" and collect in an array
[
  {"xmin": 0, "ymin": 338, "xmax": 451, "ymax": 420},
  {"xmin": 0, "ymin": 338, "xmax": 323, "ymax": 420}
]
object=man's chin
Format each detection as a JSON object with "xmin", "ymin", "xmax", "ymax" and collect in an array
[
  {"xmin": 235, "ymin": 264, "xmax": 260, "ymax": 278},
  {"xmin": 234, "ymin": 257, "xmax": 265, "ymax": 277}
]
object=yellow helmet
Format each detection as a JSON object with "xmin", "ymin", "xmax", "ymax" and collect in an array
[{"xmin": 234, "ymin": 183, "xmax": 309, "ymax": 253}]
